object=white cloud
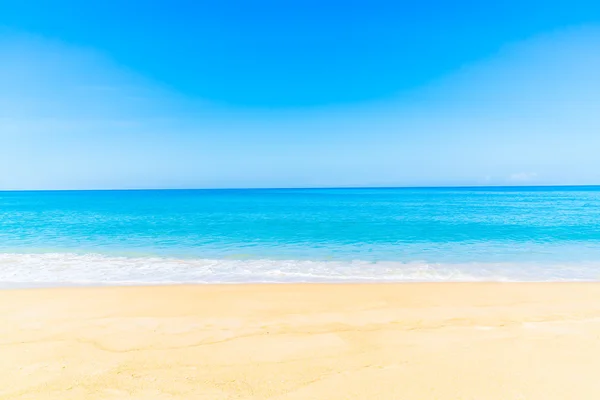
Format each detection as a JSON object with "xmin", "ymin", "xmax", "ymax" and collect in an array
[{"xmin": 508, "ymin": 172, "xmax": 538, "ymax": 182}]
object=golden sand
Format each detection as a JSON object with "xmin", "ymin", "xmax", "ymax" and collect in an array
[{"xmin": 2, "ymin": 283, "xmax": 600, "ymax": 399}]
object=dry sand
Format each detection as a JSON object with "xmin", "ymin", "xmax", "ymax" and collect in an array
[{"xmin": 2, "ymin": 283, "xmax": 600, "ymax": 399}]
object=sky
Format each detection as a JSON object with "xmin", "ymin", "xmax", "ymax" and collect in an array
[{"xmin": 1, "ymin": 1, "xmax": 600, "ymax": 189}]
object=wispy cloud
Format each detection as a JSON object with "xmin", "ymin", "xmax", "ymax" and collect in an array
[{"xmin": 508, "ymin": 172, "xmax": 538, "ymax": 183}]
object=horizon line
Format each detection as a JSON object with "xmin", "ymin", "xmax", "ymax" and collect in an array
[{"xmin": 2, "ymin": 184, "xmax": 600, "ymax": 193}]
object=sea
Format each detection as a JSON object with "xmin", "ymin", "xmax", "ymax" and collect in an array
[{"xmin": 1, "ymin": 187, "xmax": 600, "ymax": 287}]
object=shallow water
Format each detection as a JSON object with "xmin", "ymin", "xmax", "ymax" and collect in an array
[{"xmin": 1, "ymin": 187, "xmax": 600, "ymax": 286}]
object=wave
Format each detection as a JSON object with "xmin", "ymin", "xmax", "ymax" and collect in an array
[{"xmin": 1, "ymin": 252, "xmax": 600, "ymax": 288}]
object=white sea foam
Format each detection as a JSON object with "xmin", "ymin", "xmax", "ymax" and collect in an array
[{"xmin": 1, "ymin": 252, "xmax": 599, "ymax": 288}]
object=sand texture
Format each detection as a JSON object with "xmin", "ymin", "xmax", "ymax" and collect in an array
[{"xmin": 2, "ymin": 283, "xmax": 600, "ymax": 399}]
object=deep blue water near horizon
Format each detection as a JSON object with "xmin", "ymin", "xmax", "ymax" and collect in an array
[{"xmin": 1, "ymin": 186, "xmax": 600, "ymax": 286}]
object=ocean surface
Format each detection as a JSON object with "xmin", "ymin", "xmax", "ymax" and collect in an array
[{"xmin": 1, "ymin": 187, "xmax": 600, "ymax": 287}]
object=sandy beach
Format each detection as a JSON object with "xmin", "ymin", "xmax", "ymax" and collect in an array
[{"xmin": 2, "ymin": 283, "xmax": 600, "ymax": 399}]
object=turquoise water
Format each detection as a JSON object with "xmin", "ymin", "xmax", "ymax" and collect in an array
[{"xmin": 1, "ymin": 187, "xmax": 600, "ymax": 286}]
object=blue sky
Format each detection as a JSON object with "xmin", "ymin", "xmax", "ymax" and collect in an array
[{"xmin": 1, "ymin": 1, "xmax": 600, "ymax": 189}]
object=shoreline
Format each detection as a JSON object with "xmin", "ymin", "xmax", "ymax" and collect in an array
[
  {"xmin": 3, "ymin": 282, "xmax": 600, "ymax": 399},
  {"xmin": 2, "ymin": 278, "xmax": 599, "ymax": 291},
  {"xmin": 4, "ymin": 250, "xmax": 600, "ymax": 284}
]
